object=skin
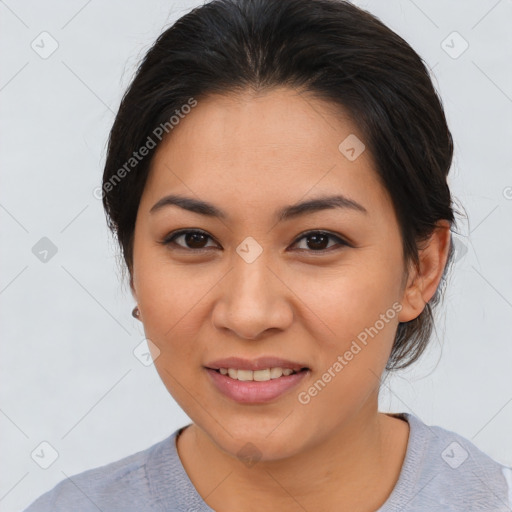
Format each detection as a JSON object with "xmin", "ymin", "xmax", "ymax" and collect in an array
[{"xmin": 130, "ymin": 86, "xmax": 451, "ymax": 512}]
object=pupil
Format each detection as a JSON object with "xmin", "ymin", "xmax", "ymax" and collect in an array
[
  {"xmin": 307, "ymin": 234, "xmax": 328, "ymax": 250},
  {"xmin": 186, "ymin": 233, "xmax": 207, "ymax": 248}
]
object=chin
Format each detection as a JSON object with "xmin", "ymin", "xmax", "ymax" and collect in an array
[{"xmin": 200, "ymin": 416, "xmax": 309, "ymax": 464}]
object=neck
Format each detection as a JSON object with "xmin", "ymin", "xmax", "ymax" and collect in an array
[{"xmin": 176, "ymin": 403, "xmax": 409, "ymax": 512}]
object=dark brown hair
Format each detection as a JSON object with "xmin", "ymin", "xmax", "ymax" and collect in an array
[{"xmin": 101, "ymin": 0, "xmax": 462, "ymax": 371}]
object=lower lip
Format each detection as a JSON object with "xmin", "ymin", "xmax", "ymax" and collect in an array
[{"xmin": 205, "ymin": 368, "xmax": 309, "ymax": 404}]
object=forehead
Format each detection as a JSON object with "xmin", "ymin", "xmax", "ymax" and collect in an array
[{"xmin": 141, "ymin": 87, "xmax": 391, "ymax": 218}]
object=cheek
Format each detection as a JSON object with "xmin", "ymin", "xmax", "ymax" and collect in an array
[
  {"xmin": 294, "ymin": 278, "xmax": 399, "ymax": 418},
  {"xmin": 287, "ymin": 259, "xmax": 402, "ymax": 400},
  {"xmin": 133, "ymin": 253, "xmax": 201, "ymax": 347},
  {"xmin": 135, "ymin": 264, "xmax": 211, "ymax": 406},
  {"xmin": 292, "ymin": 259, "xmax": 401, "ymax": 340}
]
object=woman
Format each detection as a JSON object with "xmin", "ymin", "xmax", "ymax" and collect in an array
[{"xmin": 24, "ymin": 0, "xmax": 512, "ymax": 510}]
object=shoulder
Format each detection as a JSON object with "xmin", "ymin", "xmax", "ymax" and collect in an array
[
  {"xmin": 392, "ymin": 412, "xmax": 512, "ymax": 511},
  {"xmin": 22, "ymin": 432, "xmax": 178, "ymax": 512}
]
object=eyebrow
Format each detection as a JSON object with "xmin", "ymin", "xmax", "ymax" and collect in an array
[{"xmin": 149, "ymin": 193, "xmax": 368, "ymax": 221}]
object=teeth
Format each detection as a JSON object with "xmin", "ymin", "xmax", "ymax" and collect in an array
[
  {"xmin": 237, "ymin": 369, "xmax": 253, "ymax": 381},
  {"xmin": 270, "ymin": 367, "xmax": 283, "ymax": 379},
  {"xmin": 217, "ymin": 367, "xmax": 300, "ymax": 381},
  {"xmin": 253, "ymin": 369, "xmax": 270, "ymax": 381}
]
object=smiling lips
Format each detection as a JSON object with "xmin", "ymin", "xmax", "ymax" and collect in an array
[
  {"xmin": 205, "ymin": 356, "xmax": 310, "ymax": 403},
  {"xmin": 219, "ymin": 367, "xmax": 297, "ymax": 381}
]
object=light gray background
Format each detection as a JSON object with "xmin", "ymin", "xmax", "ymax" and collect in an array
[{"xmin": 1, "ymin": 0, "xmax": 511, "ymax": 510}]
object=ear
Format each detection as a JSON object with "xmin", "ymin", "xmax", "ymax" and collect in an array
[
  {"xmin": 398, "ymin": 220, "xmax": 452, "ymax": 323},
  {"xmin": 129, "ymin": 270, "xmax": 137, "ymax": 301}
]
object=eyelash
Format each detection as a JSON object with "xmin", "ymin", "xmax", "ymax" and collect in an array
[{"xmin": 159, "ymin": 229, "xmax": 350, "ymax": 254}]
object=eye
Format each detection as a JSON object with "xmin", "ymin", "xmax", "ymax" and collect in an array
[
  {"xmin": 159, "ymin": 229, "xmax": 350, "ymax": 253},
  {"xmin": 290, "ymin": 230, "xmax": 349, "ymax": 252},
  {"xmin": 159, "ymin": 229, "xmax": 219, "ymax": 251}
]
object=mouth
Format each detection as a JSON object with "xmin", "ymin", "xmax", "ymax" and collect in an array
[
  {"xmin": 204, "ymin": 356, "xmax": 310, "ymax": 403},
  {"xmin": 207, "ymin": 366, "xmax": 309, "ymax": 382}
]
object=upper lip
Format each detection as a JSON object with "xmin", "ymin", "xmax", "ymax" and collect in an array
[{"xmin": 205, "ymin": 356, "xmax": 309, "ymax": 372}]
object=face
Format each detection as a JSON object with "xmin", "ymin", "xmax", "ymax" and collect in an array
[{"xmin": 131, "ymin": 87, "xmax": 411, "ymax": 460}]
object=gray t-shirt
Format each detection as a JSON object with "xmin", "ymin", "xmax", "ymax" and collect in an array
[{"xmin": 23, "ymin": 412, "xmax": 512, "ymax": 511}]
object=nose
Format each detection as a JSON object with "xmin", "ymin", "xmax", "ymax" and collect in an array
[{"xmin": 211, "ymin": 255, "xmax": 294, "ymax": 340}]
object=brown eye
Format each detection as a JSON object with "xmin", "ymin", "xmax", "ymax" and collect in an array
[
  {"xmin": 292, "ymin": 231, "xmax": 348, "ymax": 252},
  {"xmin": 161, "ymin": 230, "xmax": 218, "ymax": 251}
]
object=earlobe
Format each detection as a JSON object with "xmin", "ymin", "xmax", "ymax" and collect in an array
[
  {"xmin": 398, "ymin": 220, "xmax": 452, "ymax": 323},
  {"xmin": 397, "ymin": 265, "xmax": 425, "ymax": 323},
  {"xmin": 128, "ymin": 270, "xmax": 142, "ymax": 320}
]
